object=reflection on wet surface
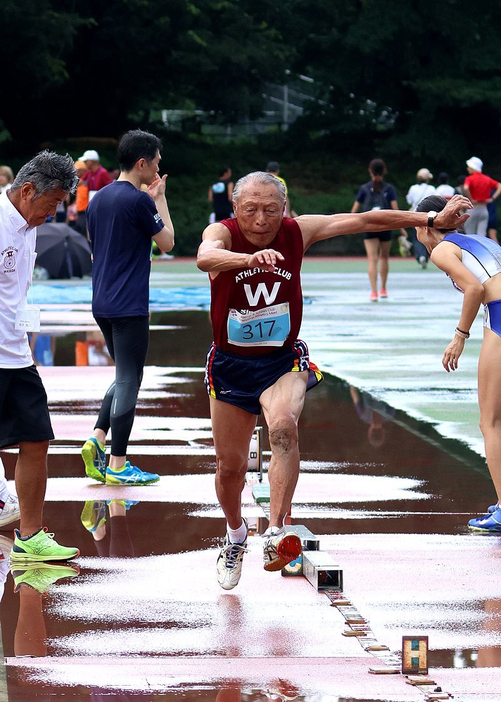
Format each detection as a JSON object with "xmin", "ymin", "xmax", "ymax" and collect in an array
[{"xmin": 1, "ymin": 310, "xmax": 500, "ymax": 701}]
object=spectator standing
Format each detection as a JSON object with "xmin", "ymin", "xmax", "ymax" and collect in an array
[
  {"xmin": 0, "ymin": 166, "xmax": 14, "ymax": 194},
  {"xmin": 81, "ymin": 129, "xmax": 175, "ymax": 487},
  {"xmin": 73, "ymin": 160, "xmax": 89, "ymax": 235},
  {"xmin": 487, "ymin": 190, "xmax": 499, "ymax": 242},
  {"xmin": 463, "ymin": 157, "xmax": 501, "ymax": 237},
  {"xmin": 435, "ymin": 172, "xmax": 455, "ymax": 199},
  {"xmin": 209, "ymin": 166, "xmax": 234, "ymax": 223},
  {"xmin": 406, "ymin": 168, "xmax": 436, "ymax": 268},
  {"xmin": 0, "ymin": 150, "xmax": 79, "ymax": 562},
  {"xmin": 351, "ymin": 158, "xmax": 407, "ymax": 301},
  {"xmin": 79, "ymin": 149, "xmax": 113, "ymax": 202}
]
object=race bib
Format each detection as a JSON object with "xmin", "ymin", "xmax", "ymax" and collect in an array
[{"xmin": 227, "ymin": 302, "xmax": 290, "ymax": 347}]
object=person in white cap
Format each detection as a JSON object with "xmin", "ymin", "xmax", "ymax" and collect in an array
[
  {"xmin": 406, "ymin": 168, "xmax": 436, "ymax": 268},
  {"xmin": 79, "ymin": 149, "xmax": 113, "ymax": 202},
  {"xmin": 463, "ymin": 157, "xmax": 501, "ymax": 237}
]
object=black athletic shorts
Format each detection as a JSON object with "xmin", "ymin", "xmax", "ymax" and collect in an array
[
  {"xmin": 204, "ymin": 340, "xmax": 323, "ymax": 415},
  {"xmin": 0, "ymin": 365, "xmax": 54, "ymax": 448},
  {"xmin": 363, "ymin": 230, "xmax": 392, "ymax": 242}
]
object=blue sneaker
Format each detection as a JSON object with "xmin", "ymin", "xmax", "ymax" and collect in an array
[
  {"xmin": 106, "ymin": 499, "xmax": 139, "ymax": 510},
  {"xmin": 488, "ymin": 502, "xmax": 500, "ymax": 514},
  {"xmin": 81, "ymin": 438, "xmax": 106, "ymax": 483},
  {"xmin": 468, "ymin": 508, "xmax": 501, "ymax": 533},
  {"xmin": 105, "ymin": 461, "xmax": 159, "ymax": 486}
]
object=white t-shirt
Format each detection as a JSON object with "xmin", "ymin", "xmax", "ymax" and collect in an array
[
  {"xmin": 406, "ymin": 183, "xmax": 436, "ymax": 211},
  {"xmin": 0, "ymin": 190, "xmax": 37, "ymax": 368},
  {"xmin": 435, "ymin": 184, "xmax": 456, "ymax": 199}
]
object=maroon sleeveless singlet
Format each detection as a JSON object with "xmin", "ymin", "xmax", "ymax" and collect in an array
[{"xmin": 209, "ymin": 217, "xmax": 304, "ymax": 356}]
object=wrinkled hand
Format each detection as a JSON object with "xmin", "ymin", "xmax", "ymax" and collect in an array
[
  {"xmin": 434, "ymin": 195, "xmax": 472, "ymax": 229},
  {"xmin": 147, "ymin": 173, "xmax": 167, "ymax": 199},
  {"xmin": 248, "ymin": 249, "xmax": 284, "ymax": 272},
  {"xmin": 442, "ymin": 335, "xmax": 465, "ymax": 372}
]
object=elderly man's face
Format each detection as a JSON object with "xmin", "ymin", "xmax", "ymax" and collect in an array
[
  {"xmin": 234, "ymin": 184, "xmax": 283, "ymax": 241},
  {"xmin": 17, "ymin": 184, "xmax": 68, "ymax": 227}
]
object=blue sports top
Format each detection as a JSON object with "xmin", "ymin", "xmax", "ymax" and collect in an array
[
  {"xmin": 87, "ymin": 181, "xmax": 164, "ymax": 317},
  {"xmin": 442, "ymin": 232, "xmax": 501, "ymax": 289}
]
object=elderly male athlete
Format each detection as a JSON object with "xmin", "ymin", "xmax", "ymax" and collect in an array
[{"xmin": 197, "ymin": 171, "xmax": 470, "ymax": 590}]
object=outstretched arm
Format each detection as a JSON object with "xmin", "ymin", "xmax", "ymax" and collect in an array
[
  {"xmin": 196, "ymin": 223, "xmax": 284, "ymax": 277},
  {"xmin": 297, "ymin": 195, "xmax": 472, "ymax": 251}
]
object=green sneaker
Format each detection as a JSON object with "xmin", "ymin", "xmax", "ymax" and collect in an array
[
  {"xmin": 81, "ymin": 437, "xmax": 106, "ymax": 483},
  {"xmin": 11, "ymin": 562, "xmax": 80, "ymax": 594},
  {"xmin": 81, "ymin": 500, "xmax": 106, "ymax": 533},
  {"xmin": 10, "ymin": 528, "xmax": 80, "ymax": 563}
]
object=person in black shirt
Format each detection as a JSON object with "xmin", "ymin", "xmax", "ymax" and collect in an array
[{"xmin": 208, "ymin": 166, "xmax": 234, "ymax": 222}]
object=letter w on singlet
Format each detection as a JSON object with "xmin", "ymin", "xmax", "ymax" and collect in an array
[{"xmin": 244, "ymin": 282, "xmax": 281, "ymax": 307}]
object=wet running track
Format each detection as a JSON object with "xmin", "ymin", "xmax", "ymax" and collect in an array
[{"xmin": 0, "ymin": 305, "xmax": 500, "ymax": 701}]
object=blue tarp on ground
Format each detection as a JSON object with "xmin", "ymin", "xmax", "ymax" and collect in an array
[
  {"xmin": 31, "ymin": 285, "xmax": 212, "ymax": 309},
  {"xmin": 31, "ymin": 285, "xmax": 312, "ymax": 308}
]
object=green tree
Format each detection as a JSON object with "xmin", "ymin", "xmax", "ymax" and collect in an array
[
  {"xmin": 284, "ymin": 0, "xmax": 501, "ymax": 161},
  {"xmin": 0, "ymin": 0, "xmax": 289, "ymax": 146}
]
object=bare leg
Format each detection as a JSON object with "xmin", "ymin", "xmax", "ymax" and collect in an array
[
  {"xmin": 14, "ymin": 586, "xmax": 47, "ymax": 657},
  {"xmin": 15, "ymin": 441, "xmax": 48, "ymax": 537},
  {"xmin": 93, "ymin": 428, "xmax": 106, "ymax": 446},
  {"xmin": 364, "ymin": 238, "xmax": 380, "ymax": 294},
  {"xmin": 478, "ymin": 329, "xmax": 501, "ymax": 502},
  {"xmin": 210, "ymin": 398, "xmax": 257, "ymax": 530},
  {"xmin": 260, "ymin": 371, "xmax": 308, "ymax": 527},
  {"xmin": 379, "ymin": 239, "xmax": 392, "ymax": 291}
]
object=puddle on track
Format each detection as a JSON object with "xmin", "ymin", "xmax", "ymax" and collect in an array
[{"xmin": 1, "ymin": 310, "xmax": 500, "ymax": 700}]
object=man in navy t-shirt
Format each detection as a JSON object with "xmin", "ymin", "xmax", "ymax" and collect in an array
[{"xmin": 81, "ymin": 129, "xmax": 174, "ymax": 490}]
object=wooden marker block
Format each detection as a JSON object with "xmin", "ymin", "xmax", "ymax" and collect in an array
[
  {"xmin": 365, "ymin": 644, "xmax": 390, "ymax": 652},
  {"xmin": 402, "ymin": 635, "xmax": 428, "ymax": 675},
  {"xmin": 342, "ymin": 629, "xmax": 366, "ymax": 637},
  {"xmin": 368, "ymin": 666, "xmax": 400, "ymax": 675},
  {"xmin": 406, "ymin": 676, "xmax": 436, "ymax": 686}
]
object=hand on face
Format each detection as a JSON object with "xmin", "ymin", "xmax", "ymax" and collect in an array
[{"xmin": 147, "ymin": 173, "xmax": 167, "ymax": 199}]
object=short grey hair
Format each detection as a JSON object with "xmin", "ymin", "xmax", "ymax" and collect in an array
[
  {"xmin": 11, "ymin": 150, "xmax": 78, "ymax": 198},
  {"xmin": 232, "ymin": 171, "xmax": 286, "ymax": 206}
]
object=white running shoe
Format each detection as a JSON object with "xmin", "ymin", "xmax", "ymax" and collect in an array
[
  {"xmin": 0, "ymin": 495, "xmax": 20, "ymax": 528},
  {"xmin": 263, "ymin": 528, "xmax": 302, "ymax": 572},
  {"xmin": 216, "ymin": 521, "xmax": 248, "ymax": 591}
]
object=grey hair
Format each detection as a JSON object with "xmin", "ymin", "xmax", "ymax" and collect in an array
[
  {"xmin": 11, "ymin": 150, "xmax": 79, "ymax": 197},
  {"xmin": 232, "ymin": 171, "xmax": 286, "ymax": 206}
]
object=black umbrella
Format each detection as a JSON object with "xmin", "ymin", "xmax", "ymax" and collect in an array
[
  {"xmin": 36, "ymin": 222, "xmax": 91, "ymax": 279},
  {"xmin": 65, "ymin": 228, "xmax": 92, "ymax": 277}
]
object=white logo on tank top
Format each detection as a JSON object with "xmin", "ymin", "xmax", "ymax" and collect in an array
[{"xmin": 244, "ymin": 281, "xmax": 281, "ymax": 307}]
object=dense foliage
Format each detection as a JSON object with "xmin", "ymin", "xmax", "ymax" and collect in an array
[{"xmin": 2, "ymin": 0, "xmax": 501, "ymax": 159}]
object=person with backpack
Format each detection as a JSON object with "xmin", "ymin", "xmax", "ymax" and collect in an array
[{"xmin": 351, "ymin": 159, "xmax": 407, "ymax": 301}]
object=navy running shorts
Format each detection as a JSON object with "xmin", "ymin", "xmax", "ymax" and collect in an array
[
  {"xmin": 0, "ymin": 365, "xmax": 54, "ymax": 448},
  {"xmin": 204, "ymin": 339, "xmax": 323, "ymax": 415},
  {"xmin": 364, "ymin": 230, "xmax": 392, "ymax": 242}
]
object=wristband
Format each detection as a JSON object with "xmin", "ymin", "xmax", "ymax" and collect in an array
[{"xmin": 455, "ymin": 327, "xmax": 470, "ymax": 339}]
